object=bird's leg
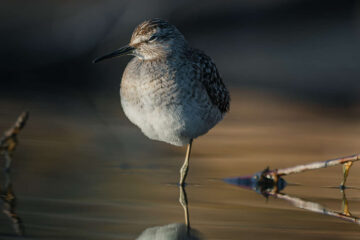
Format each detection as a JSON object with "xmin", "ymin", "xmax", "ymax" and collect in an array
[
  {"xmin": 179, "ymin": 185, "xmax": 190, "ymax": 233},
  {"xmin": 179, "ymin": 139, "xmax": 193, "ymax": 186},
  {"xmin": 340, "ymin": 161, "xmax": 353, "ymax": 189}
]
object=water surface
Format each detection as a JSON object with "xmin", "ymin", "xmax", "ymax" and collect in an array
[{"xmin": 0, "ymin": 90, "xmax": 360, "ymax": 239}]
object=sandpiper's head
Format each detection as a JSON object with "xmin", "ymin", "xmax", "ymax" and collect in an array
[
  {"xmin": 129, "ymin": 19, "xmax": 186, "ymax": 60},
  {"xmin": 93, "ymin": 19, "xmax": 187, "ymax": 63}
]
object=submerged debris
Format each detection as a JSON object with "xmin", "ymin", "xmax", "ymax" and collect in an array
[{"xmin": 225, "ymin": 167, "xmax": 287, "ymax": 197}]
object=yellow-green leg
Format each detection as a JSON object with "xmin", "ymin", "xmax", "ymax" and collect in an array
[
  {"xmin": 179, "ymin": 185, "xmax": 190, "ymax": 231},
  {"xmin": 340, "ymin": 161, "xmax": 353, "ymax": 189},
  {"xmin": 179, "ymin": 139, "xmax": 193, "ymax": 186}
]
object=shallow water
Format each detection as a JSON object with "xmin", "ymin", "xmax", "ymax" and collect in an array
[{"xmin": 0, "ymin": 90, "xmax": 360, "ymax": 239}]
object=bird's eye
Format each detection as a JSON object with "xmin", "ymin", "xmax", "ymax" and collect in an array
[{"xmin": 148, "ymin": 35, "xmax": 157, "ymax": 42}]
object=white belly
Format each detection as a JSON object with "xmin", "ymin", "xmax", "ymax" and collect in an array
[
  {"xmin": 119, "ymin": 57, "xmax": 223, "ymax": 146},
  {"xmin": 121, "ymin": 96, "xmax": 222, "ymax": 146}
]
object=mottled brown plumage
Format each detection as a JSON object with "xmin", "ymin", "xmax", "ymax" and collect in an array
[{"xmin": 189, "ymin": 48, "xmax": 230, "ymax": 114}]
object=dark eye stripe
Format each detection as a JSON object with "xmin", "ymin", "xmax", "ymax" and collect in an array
[{"xmin": 148, "ymin": 35, "xmax": 157, "ymax": 41}]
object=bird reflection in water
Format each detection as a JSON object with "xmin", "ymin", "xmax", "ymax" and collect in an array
[
  {"xmin": 0, "ymin": 112, "xmax": 28, "ymax": 236},
  {"xmin": 226, "ymin": 174, "xmax": 360, "ymax": 226},
  {"xmin": 136, "ymin": 186, "xmax": 202, "ymax": 240}
]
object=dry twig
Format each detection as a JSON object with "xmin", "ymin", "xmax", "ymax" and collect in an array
[
  {"xmin": 0, "ymin": 111, "xmax": 29, "ymax": 170},
  {"xmin": 0, "ymin": 111, "xmax": 28, "ymax": 236},
  {"xmin": 1, "ymin": 170, "xmax": 25, "ymax": 236},
  {"xmin": 263, "ymin": 154, "xmax": 360, "ymax": 188}
]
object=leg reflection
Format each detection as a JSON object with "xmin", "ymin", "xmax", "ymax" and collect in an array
[
  {"xmin": 179, "ymin": 185, "xmax": 190, "ymax": 232},
  {"xmin": 136, "ymin": 186, "xmax": 201, "ymax": 239}
]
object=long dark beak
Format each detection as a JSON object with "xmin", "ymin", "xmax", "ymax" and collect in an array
[{"xmin": 93, "ymin": 45, "xmax": 135, "ymax": 63}]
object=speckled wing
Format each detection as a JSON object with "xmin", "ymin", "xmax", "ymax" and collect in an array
[{"xmin": 190, "ymin": 49, "xmax": 230, "ymax": 114}]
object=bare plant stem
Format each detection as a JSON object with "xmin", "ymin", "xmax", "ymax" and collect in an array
[
  {"xmin": 1, "ymin": 170, "xmax": 25, "ymax": 236},
  {"xmin": 265, "ymin": 154, "xmax": 360, "ymax": 182},
  {"xmin": 0, "ymin": 112, "xmax": 28, "ymax": 236},
  {"xmin": 0, "ymin": 111, "xmax": 29, "ymax": 155}
]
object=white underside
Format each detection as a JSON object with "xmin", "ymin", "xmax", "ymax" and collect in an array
[
  {"xmin": 119, "ymin": 56, "xmax": 225, "ymax": 147},
  {"xmin": 121, "ymin": 97, "xmax": 222, "ymax": 146}
]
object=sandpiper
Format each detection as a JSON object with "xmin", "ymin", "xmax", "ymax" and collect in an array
[{"xmin": 94, "ymin": 19, "xmax": 230, "ymax": 186}]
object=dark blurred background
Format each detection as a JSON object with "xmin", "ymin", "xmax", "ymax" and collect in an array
[{"xmin": 1, "ymin": 0, "xmax": 360, "ymax": 107}]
